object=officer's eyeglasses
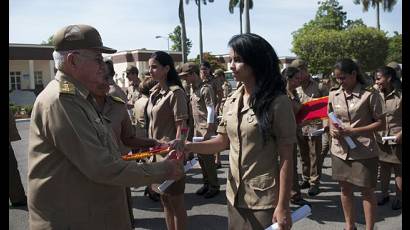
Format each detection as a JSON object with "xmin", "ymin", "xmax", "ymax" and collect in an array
[{"xmin": 72, "ymin": 51, "xmax": 104, "ymax": 66}]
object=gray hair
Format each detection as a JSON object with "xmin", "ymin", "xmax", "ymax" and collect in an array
[{"xmin": 53, "ymin": 50, "xmax": 82, "ymax": 71}]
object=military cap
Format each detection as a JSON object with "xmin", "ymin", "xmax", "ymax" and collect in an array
[
  {"xmin": 387, "ymin": 61, "xmax": 401, "ymax": 71},
  {"xmin": 53, "ymin": 24, "xmax": 116, "ymax": 53},
  {"xmin": 179, "ymin": 62, "xmax": 199, "ymax": 76},
  {"xmin": 290, "ymin": 59, "xmax": 307, "ymax": 70},
  {"xmin": 214, "ymin": 68, "xmax": 225, "ymax": 76},
  {"xmin": 126, "ymin": 65, "xmax": 139, "ymax": 74}
]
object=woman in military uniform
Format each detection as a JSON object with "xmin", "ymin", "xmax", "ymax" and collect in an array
[
  {"xmin": 147, "ymin": 51, "xmax": 189, "ymax": 230},
  {"xmin": 182, "ymin": 33, "xmax": 295, "ymax": 230},
  {"xmin": 328, "ymin": 59, "xmax": 385, "ymax": 230},
  {"xmin": 374, "ymin": 66, "xmax": 402, "ymax": 210}
]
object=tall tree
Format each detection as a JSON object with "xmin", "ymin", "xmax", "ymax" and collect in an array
[
  {"xmin": 228, "ymin": 0, "xmax": 253, "ymax": 34},
  {"xmin": 353, "ymin": 0, "xmax": 397, "ymax": 30},
  {"xmin": 179, "ymin": 0, "xmax": 188, "ymax": 63},
  {"xmin": 169, "ymin": 26, "xmax": 193, "ymax": 58},
  {"xmin": 186, "ymin": 0, "xmax": 214, "ymax": 64},
  {"xmin": 41, "ymin": 35, "xmax": 54, "ymax": 45}
]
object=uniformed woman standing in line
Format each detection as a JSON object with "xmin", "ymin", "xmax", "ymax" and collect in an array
[
  {"xmin": 180, "ymin": 33, "xmax": 296, "ymax": 230},
  {"xmin": 374, "ymin": 66, "xmax": 402, "ymax": 210},
  {"xmin": 328, "ymin": 59, "xmax": 385, "ymax": 230},
  {"xmin": 147, "ymin": 51, "xmax": 189, "ymax": 230}
]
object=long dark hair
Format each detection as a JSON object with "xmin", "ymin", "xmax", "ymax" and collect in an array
[
  {"xmin": 228, "ymin": 33, "xmax": 286, "ymax": 144},
  {"xmin": 376, "ymin": 66, "xmax": 402, "ymax": 90},
  {"xmin": 334, "ymin": 58, "xmax": 367, "ymax": 85},
  {"xmin": 150, "ymin": 51, "xmax": 184, "ymax": 91}
]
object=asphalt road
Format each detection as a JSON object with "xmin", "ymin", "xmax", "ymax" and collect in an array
[{"xmin": 10, "ymin": 120, "xmax": 402, "ymax": 229}]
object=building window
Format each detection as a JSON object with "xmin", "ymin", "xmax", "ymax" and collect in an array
[
  {"xmin": 34, "ymin": 71, "xmax": 43, "ymax": 85},
  {"xmin": 10, "ymin": 71, "xmax": 21, "ymax": 90}
]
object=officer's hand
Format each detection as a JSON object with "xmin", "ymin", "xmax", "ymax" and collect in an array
[
  {"xmin": 272, "ymin": 206, "xmax": 292, "ymax": 230},
  {"xmin": 165, "ymin": 158, "xmax": 184, "ymax": 181},
  {"xmin": 339, "ymin": 126, "xmax": 354, "ymax": 136},
  {"xmin": 168, "ymin": 139, "xmax": 185, "ymax": 152}
]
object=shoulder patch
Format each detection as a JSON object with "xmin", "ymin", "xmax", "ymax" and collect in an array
[
  {"xmin": 59, "ymin": 80, "xmax": 76, "ymax": 95},
  {"xmin": 110, "ymin": 95, "xmax": 125, "ymax": 104},
  {"xmin": 363, "ymin": 85, "xmax": 376, "ymax": 92}
]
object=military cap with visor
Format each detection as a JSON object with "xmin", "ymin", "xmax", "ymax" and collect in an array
[
  {"xmin": 53, "ymin": 24, "xmax": 116, "ymax": 53},
  {"xmin": 126, "ymin": 65, "xmax": 139, "ymax": 74},
  {"xmin": 179, "ymin": 62, "xmax": 199, "ymax": 76},
  {"xmin": 290, "ymin": 59, "xmax": 308, "ymax": 70}
]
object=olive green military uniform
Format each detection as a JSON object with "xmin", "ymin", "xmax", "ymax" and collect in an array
[
  {"xmin": 109, "ymin": 84, "xmax": 128, "ymax": 104},
  {"xmin": 286, "ymin": 89, "xmax": 304, "ymax": 201},
  {"xmin": 28, "ymin": 71, "xmax": 175, "ymax": 229},
  {"xmin": 99, "ymin": 95, "xmax": 137, "ymax": 226},
  {"xmin": 218, "ymin": 85, "xmax": 297, "ymax": 229},
  {"xmin": 9, "ymin": 107, "xmax": 27, "ymax": 205},
  {"xmin": 221, "ymin": 80, "xmax": 232, "ymax": 114},
  {"xmin": 190, "ymin": 81, "xmax": 220, "ymax": 191},
  {"xmin": 132, "ymin": 95, "xmax": 150, "ymax": 138},
  {"xmin": 296, "ymin": 79, "xmax": 326, "ymax": 187},
  {"xmin": 328, "ymin": 83, "xmax": 385, "ymax": 188},
  {"xmin": 147, "ymin": 83, "xmax": 189, "ymax": 195},
  {"xmin": 376, "ymin": 88, "xmax": 402, "ymax": 197}
]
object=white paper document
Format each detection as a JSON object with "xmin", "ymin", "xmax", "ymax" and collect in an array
[
  {"xmin": 382, "ymin": 136, "xmax": 396, "ymax": 141},
  {"xmin": 310, "ymin": 128, "xmax": 325, "ymax": 137},
  {"xmin": 157, "ymin": 157, "xmax": 199, "ymax": 193},
  {"xmin": 328, "ymin": 112, "xmax": 356, "ymax": 149},
  {"xmin": 265, "ymin": 205, "xmax": 312, "ymax": 230}
]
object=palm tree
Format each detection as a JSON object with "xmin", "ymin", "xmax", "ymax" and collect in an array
[
  {"xmin": 353, "ymin": 0, "xmax": 397, "ymax": 30},
  {"xmin": 186, "ymin": 0, "xmax": 214, "ymax": 64},
  {"xmin": 228, "ymin": 0, "xmax": 253, "ymax": 34},
  {"xmin": 179, "ymin": 0, "xmax": 188, "ymax": 63}
]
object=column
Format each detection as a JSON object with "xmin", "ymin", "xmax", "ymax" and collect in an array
[{"xmin": 28, "ymin": 60, "xmax": 35, "ymax": 89}]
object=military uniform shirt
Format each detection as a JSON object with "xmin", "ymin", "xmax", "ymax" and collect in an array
[
  {"xmin": 328, "ymin": 83, "xmax": 385, "ymax": 160},
  {"xmin": 190, "ymin": 82, "xmax": 215, "ymax": 129},
  {"xmin": 147, "ymin": 84, "xmax": 189, "ymax": 160},
  {"xmin": 217, "ymin": 85, "xmax": 297, "ymax": 209},
  {"xmin": 376, "ymin": 89, "xmax": 402, "ymax": 145},
  {"xmin": 28, "ymin": 71, "xmax": 172, "ymax": 230}
]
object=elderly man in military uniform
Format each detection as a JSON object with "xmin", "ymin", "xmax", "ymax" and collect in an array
[
  {"xmin": 291, "ymin": 59, "xmax": 327, "ymax": 196},
  {"xmin": 27, "ymin": 24, "xmax": 184, "ymax": 230},
  {"xmin": 179, "ymin": 62, "xmax": 220, "ymax": 198}
]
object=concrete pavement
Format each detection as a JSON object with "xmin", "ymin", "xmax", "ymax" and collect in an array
[{"xmin": 10, "ymin": 120, "xmax": 402, "ymax": 229}]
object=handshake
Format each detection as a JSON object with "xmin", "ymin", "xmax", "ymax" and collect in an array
[{"xmin": 161, "ymin": 139, "xmax": 193, "ymax": 182}]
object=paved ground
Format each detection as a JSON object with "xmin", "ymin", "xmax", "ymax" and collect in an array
[{"xmin": 10, "ymin": 120, "xmax": 402, "ymax": 229}]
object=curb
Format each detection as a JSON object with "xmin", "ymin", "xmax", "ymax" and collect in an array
[{"xmin": 16, "ymin": 118, "xmax": 31, "ymax": 123}]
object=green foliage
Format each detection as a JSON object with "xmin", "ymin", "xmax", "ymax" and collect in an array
[
  {"xmin": 292, "ymin": 26, "xmax": 388, "ymax": 74},
  {"xmin": 386, "ymin": 32, "xmax": 402, "ymax": 63},
  {"xmin": 169, "ymin": 26, "xmax": 192, "ymax": 57},
  {"xmin": 291, "ymin": 0, "xmax": 388, "ymax": 74},
  {"xmin": 9, "ymin": 104, "xmax": 34, "ymax": 117},
  {"xmin": 41, "ymin": 35, "xmax": 54, "ymax": 45},
  {"xmin": 191, "ymin": 52, "xmax": 227, "ymax": 71}
]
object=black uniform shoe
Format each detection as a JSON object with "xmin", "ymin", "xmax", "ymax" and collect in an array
[
  {"xmin": 391, "ymin": 198, "xmax": 402, "ymax": 210},
  {"xmin": 290, "ymin": 197, "xmax": 311, "ymax": 207},
  {"xmin": 196, "ymin": 184, "xmax": 209, "ymax": 195},
  {"xmin": 204, "ymin": 188, "xmax": 220, "ymax": 199},
  {"xmin": 308, "ymin": 186, "xmax": 321, "ymax": 197},
  {"xmin": 299, "ymin": 180, "xmax": 310, "ymax": 189},
  {"xmin": 377, "ymin": 196, "xmax": 389, "ymax": 206},
  {"xmin": 11, "ymin": 200, "xmax": 27, "ymax": 207}
]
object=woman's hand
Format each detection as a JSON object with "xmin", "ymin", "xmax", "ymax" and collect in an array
[
  {"xmin": 272, "ymin": 206, "xmax": 292, "ymax": 230},
  {"xmin": 338, "ymin": 126, "xmax": 355, "ymax": 136},
  {"xmin": 168, "ymin": 139, "xmax": 185, "ymax": 152}
]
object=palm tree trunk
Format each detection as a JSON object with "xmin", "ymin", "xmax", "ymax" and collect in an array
[
  {"xmin": 197, "ymin": 0, "xmax": 203, "ymax": 64},
  {"xmin": 239, "ymin": 6, "xmax": 243, "ymax": 34},
  {"xmin": 376, "ymin": 2, "xmax": 380, "ymax": 30},
  {"xmin": 244, "ymin": 0, "xmax": 250, "ymax": 33},
  {"xmin": 179, "ymin": 0, "xmax": 187, "ymax": 62}
]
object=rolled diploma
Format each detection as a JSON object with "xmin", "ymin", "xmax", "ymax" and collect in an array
[
  {"xmin": 157, "ymin": 135, "xmax": 217, "ymax": 192},
  {"xmin": 157, "ymin": 157, "xmax": 198, "ymax": 192},
  {"xmin": 382, "ymin": 136, "xmax": 396, "ymax": 141},
  {"xmin": 265, "ymin": 205, "xmax": 312, "ymax": 230},
  {"xmin": 328, "ymin": 112, "xmax": 356, "ymax": 149}
]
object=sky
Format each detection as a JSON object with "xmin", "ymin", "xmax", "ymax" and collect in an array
[{"xmin": 9, "ymin": 0, "xmax": 402, "ymax": 59}]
